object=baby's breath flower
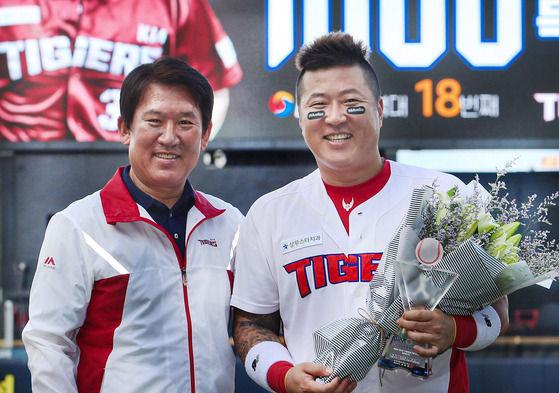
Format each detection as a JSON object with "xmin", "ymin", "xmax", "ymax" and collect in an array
[{"xmin": 420, "ymin": 160, "xmax": 559, "ymax": 280}]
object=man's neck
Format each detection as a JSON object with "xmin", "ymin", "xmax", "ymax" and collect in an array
[{"xmin": 320, "ymin": 156, "xmax": 385, "ymax": 187}]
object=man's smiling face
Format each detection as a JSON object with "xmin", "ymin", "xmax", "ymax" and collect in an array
[
  {"xmin": 298, "ymin": 65, "xmax": 384, "ymax": 186},
  {"xmin": 118, "ymin": 82, "xmax": 211, "ymax": 206}
]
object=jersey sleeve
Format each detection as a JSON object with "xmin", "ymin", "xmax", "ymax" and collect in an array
[
  {"xmin": 22, "ymin": 212, "xmax": 94, "ymax": 392},
  {"xmin": 231, "ymin": 207, "xmax": 280, "ymax": 315},
  {"xmin": 173, "ymin": 0, "xmax": 243, "ymax": 91}
]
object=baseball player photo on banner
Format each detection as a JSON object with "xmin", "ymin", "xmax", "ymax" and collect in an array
[{"xmin": 0, "ymin": 0, "xmax": 243, "ymax": 142}]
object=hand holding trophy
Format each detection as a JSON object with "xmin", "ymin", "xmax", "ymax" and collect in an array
[{"xmin": 378, "ymin": 230, "xmax": 458, "ymax": 378}]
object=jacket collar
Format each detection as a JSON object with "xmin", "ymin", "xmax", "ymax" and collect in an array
[{"xmin": 100, "ymin": 167, "xmax": 224, "ymax": 225}]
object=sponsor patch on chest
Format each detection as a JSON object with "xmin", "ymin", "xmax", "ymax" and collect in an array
[{"xmin": 281, "ymin": 232, "xmax": 323, "ymax": 254}]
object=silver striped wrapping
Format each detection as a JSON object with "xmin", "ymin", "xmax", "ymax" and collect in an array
[{"xmin": 435, "ymin": 240, "xmax": 505, "ymax": 315}]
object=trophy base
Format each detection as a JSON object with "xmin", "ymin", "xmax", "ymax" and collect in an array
[{"xmin": 378, "ymin": 330, "xmax": 431, "ymax": 379}]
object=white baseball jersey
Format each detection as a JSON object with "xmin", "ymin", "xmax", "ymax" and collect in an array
[
  {"xmin": 231, "ymin": 160, "xmax": 470, "ymax": 393},
  {"xmin": 0, "ymin": 0, "xmax": 242, "ymax": 142}
]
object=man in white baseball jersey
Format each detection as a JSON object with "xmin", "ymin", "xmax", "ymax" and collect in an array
[
  {"xmin": 22, "ymin": 57, "xmax": 244, "ymax": 392},
  {"xmin": 0, "ymin": 0, "xmax": 242, "ymax": 142},
  {"xmin": 230, "ymin": 32, "xmax": 509, "ymax": 393}
]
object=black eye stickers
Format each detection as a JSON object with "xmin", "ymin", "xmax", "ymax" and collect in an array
[
  {"xmin": 307, "ymin": 107, "xmax": 365, "ymax": 119},
  {"xmin": 307, "ymin": 111, "xmax": 325, "ymax": 119},
  {"xmin": 347, "ymin": 106, "xmax": 365, "ymax": 115}
]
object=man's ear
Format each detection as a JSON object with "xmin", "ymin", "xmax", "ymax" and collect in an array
[
  {"xmin": 200, "ymin": 121, "xmax": 212, "ymax": 151},
  {"xmin": 118, "ymin": 116, "xmax": 131, "ymax": 146}
]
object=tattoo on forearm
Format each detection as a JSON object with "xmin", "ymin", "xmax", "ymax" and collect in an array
[{"xmin": 232, "ymin": 308, "xmax": 282, "ymax": 363}]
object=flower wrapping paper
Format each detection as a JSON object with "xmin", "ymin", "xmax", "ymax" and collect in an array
[{"xmin": 312, "ymin": 185, "xmax": 557, "ymax": 383}]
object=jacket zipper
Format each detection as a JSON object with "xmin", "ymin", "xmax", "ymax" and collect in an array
[{"xmin": 182, "ymin": 215, "xmax": 213, "ymax": 393}]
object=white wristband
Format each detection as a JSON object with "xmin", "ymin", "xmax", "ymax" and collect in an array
[
  {"xmin": 459, "ymin": 305, "xmax": 501, "ymax": 351},
  {"xmin": 244, "ymin": 341, "xmax": 294, "ymax": 392}
]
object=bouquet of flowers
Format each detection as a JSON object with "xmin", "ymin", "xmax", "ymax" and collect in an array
[
  {"xmin": 312, "ymin": 163, "xmax": 559, "ymax": 383},
  {"xmin": 421, "ymin": 163, "xmax": 559, "ymax": 299}
]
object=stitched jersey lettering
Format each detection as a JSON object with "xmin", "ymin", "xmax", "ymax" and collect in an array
[{"xmin": 284, "ymin": 253, "xmax": 381, "ymax": 298}]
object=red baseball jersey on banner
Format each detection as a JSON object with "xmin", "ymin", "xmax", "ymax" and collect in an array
[{"xmin": 0, "ymin": 0, "xmax": 243, "ymax": 142}]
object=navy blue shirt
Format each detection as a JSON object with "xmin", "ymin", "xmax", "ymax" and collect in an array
[{"xmin": 122, "ymin": 165, "xmax": 195, "ymax": 259}]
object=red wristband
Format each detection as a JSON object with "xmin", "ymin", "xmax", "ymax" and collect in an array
[
  {"xmin": 267, "ymin": 361, "xmax": 294, "ymax": 393},
  {"xmin": 452, "ymin": 315, "xmax": 477, "ymax": 348}
]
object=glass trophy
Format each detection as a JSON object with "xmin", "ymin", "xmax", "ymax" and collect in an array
[
  {"xmin": 378, "ymin": 327, "xmax": 431, "ymax": 378},
  {"xmin": 378, "ymin": 229, "xmax": 458, "ymax": 378}
]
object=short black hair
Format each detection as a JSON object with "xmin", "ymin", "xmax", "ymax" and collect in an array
[
  {"xmin": 295, "ymin": 31, "xmax": 381, "ymax": 104},
  {"xmin": 120, "ymin": 57, "xmax": 214, "ymax": 132}
]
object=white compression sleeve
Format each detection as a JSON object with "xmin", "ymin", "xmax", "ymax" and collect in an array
[
  {"xmin": 459, "ymin": 305, "xmax": 501, "ymax": 351},
  {"xmin": 244, "ymin": 341, "xmax": 294, "ymax": 392}
]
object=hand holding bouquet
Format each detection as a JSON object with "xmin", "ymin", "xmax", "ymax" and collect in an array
[{"xmin": 312, "ymin": 163, "xmax": 559, "ymax": 383}]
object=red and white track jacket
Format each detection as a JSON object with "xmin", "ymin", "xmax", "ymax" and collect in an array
[{"xmin": 23, "ymin": 168, "xmax": 244, "ymax": 392}]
